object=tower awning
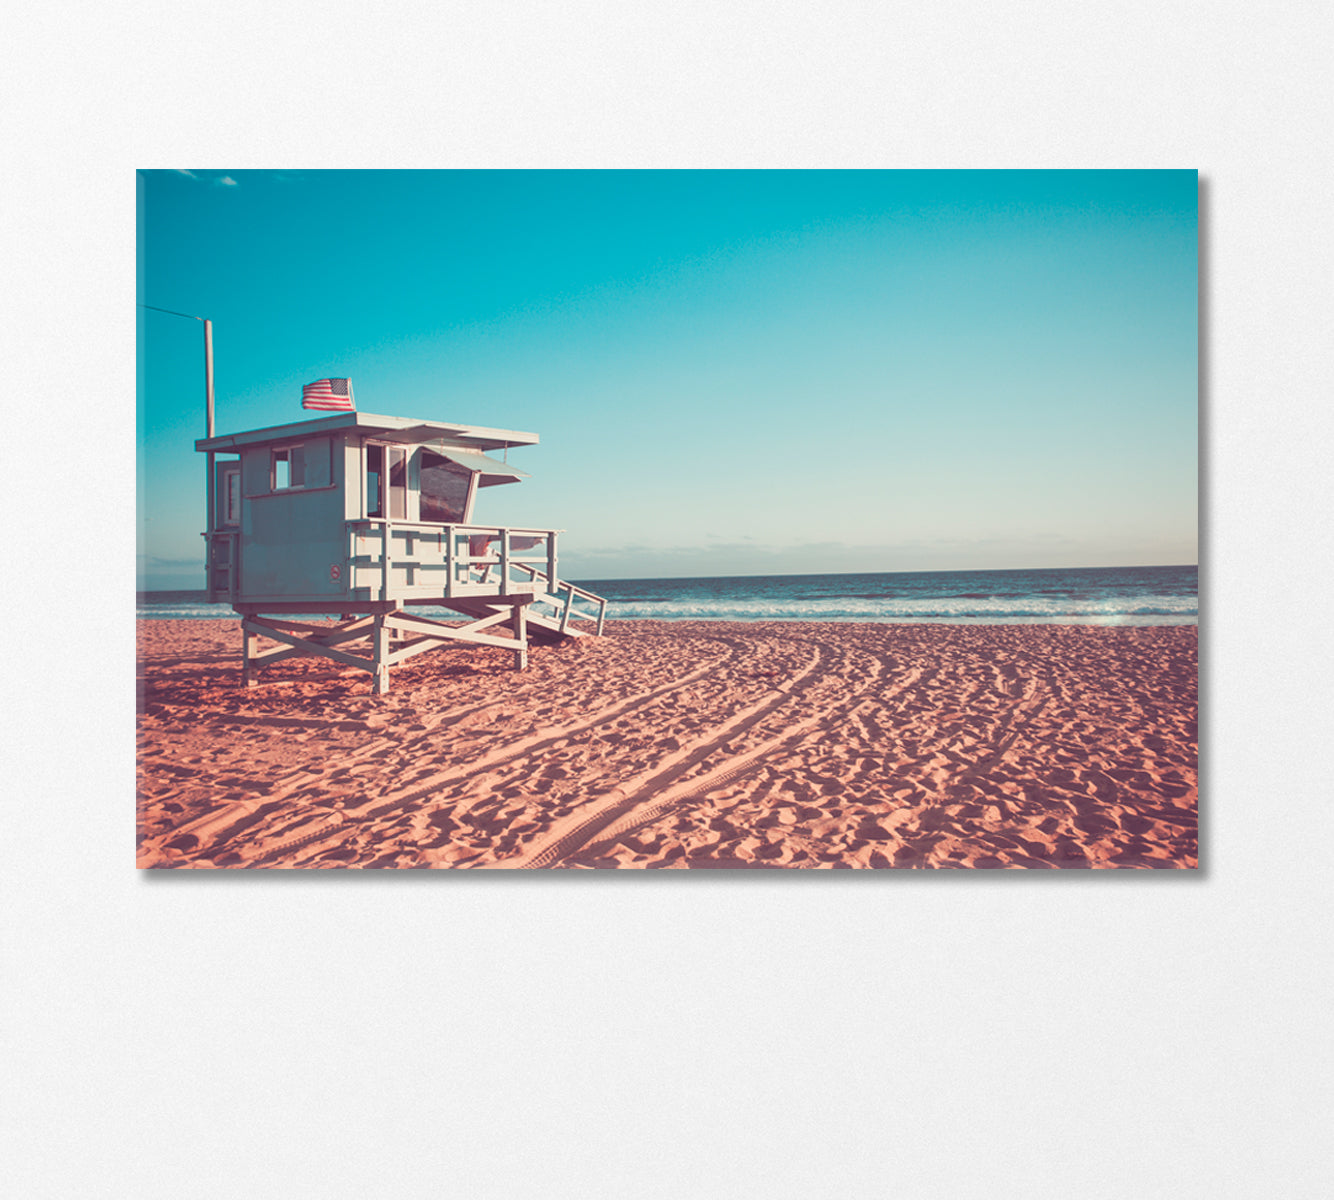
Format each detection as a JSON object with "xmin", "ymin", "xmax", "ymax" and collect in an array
[{"xmin": 422, "ymin": 445, "xmax": 530, "ymax": 487}]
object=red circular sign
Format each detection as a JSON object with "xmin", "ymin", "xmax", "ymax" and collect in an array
[{"xmin": 330, "ymin": 564, "xmax": 342, "ymax": 581}]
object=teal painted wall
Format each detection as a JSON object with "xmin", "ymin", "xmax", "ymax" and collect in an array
[{"xmin": 238, "ymin": 438, "xmax": 348, "ymax": 599}]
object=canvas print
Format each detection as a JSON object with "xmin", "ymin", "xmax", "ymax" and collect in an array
[{"xmin": 137, "ymin": 169, "xmax": 1198, "ymax": 870}]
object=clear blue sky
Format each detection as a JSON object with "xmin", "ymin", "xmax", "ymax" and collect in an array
[{"xmin": 137, "ymin": 169, "xmax": 1197, "ymax": 588}]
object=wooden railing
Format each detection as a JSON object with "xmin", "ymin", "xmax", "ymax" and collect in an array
[{"xmin": 346, "ymin": 520, "xmax": 563, "ymax": 603}]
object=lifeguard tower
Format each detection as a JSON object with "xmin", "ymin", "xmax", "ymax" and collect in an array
[{"xmin": 196, "ymin": 409, "xmax": 606, "ymax": 693}]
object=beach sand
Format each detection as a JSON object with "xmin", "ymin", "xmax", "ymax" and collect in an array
[{"xmin": 137, "ymin": 619, "xmax": 1198, "ymax": 869}]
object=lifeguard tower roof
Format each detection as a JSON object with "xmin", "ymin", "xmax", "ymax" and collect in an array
[{"xmin": 198, "ymin": 410, "xmax": 538, "ymax": 454}]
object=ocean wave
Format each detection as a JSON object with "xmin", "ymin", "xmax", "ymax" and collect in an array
[
  {"xmin": 139, "ymin": 599, "xmax": 1199, "ymax": 624},
  {"xmin": 138, "ymin": 568, "xmax": 1198, "ymax": 627},
  {"xmin": 601, "ymin": 594, "xmax": 1197, "ymax": 623}
]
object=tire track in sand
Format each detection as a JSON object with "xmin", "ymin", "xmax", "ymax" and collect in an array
[
  {"xmin": 573, "ymin": 645, "xmax": 1050, "ymax": 869},
  {"xmin": 576, "ymin": 658, "xmax": 929, "ymax": 866},
  {"xmin": 498, "ymin": 634, "xmax": 905, "ymax": 869},
  {"xmin": 188, "ymin": 634, "xmax": 750, "ymax": 864}
]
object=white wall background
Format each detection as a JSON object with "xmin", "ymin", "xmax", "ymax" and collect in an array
[{"xmin": 4, "ymin": 3, "xmax": 1331, "ymax": 1197}]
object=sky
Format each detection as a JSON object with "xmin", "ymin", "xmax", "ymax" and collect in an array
[{"xmin": 137, "ymin": 169, "xmax": 1197, "ymax": 588}]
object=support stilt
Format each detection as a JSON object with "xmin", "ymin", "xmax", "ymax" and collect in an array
[
  {"xmin": 373, "ymin": 614, "xmax": 391, "ymax": 694},
  {"xmin": 512, "ymin": 603, "xmax": 528, "ymax": 671},
  {"xmin": 242, "ymin": 625, "xmax": 258, "ymax": 688}
]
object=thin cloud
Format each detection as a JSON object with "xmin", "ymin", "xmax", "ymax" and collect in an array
[{"xmin": 169, "ymin": 169, "xmax": 238, "ymax": 187}]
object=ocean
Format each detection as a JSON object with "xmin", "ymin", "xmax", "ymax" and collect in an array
[{"xmin": 137, "ymin": 564, "xmax": 1197, "ymax": 625}]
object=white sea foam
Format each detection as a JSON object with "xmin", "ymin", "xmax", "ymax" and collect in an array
[
  {"xmin": 137, "ymin": 602, "xmax": 235, "ymax": 620},
  {"xmin": 597, "ymin": 592, "xmax": 1196, "ymax": 624}
]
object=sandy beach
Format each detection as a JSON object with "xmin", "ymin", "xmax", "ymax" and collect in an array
[{"xmin": 136, "ymin": 618, "xmax": 1197, "ymax": 869}]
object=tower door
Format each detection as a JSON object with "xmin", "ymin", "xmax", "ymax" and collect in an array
[
  {"xmin": 215, "ymin": 461, "xmax": 241, "ymax": 527},
  {"xmin": 365, "ymin": 444, "xmax": 407, "ymax": 519},
  {"xmin": 208, "ymin": 461, "xmax": 242, "ymax": 601}
]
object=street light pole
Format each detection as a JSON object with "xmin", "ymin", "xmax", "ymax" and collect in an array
[
  {"xmin": 204, "ymin": 319, "xmax": 216, "ymax": 586},
  {"xmin": 140, "ymin": 303, "xmax": 218, "ymax": 594},
  {"xmin": 204, "ymin": 318, "xmax": 215, "ymax": 438}
]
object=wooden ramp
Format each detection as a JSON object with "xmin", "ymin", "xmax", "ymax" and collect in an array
[{"xmin": 440, "ymin": 573, "xmax": 607, "ymax": 644}]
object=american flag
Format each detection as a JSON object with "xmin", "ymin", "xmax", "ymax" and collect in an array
[{"xmin": 302, "ymin": 377, "xmax": 355, "ymax": 411}]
